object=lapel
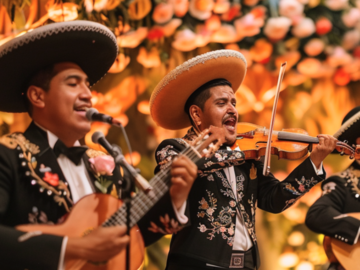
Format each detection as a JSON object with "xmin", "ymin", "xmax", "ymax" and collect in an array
[{"xmin": 23, "ymin": 122, "xmax": 73, "ymax": 211}]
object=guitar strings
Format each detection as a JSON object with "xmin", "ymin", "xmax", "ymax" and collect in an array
[{"xmin": 102, "ymin": 146, "xmax": 201, "ymax": 228}]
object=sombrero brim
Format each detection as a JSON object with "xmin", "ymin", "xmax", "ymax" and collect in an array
[
  {"xmin": 333, "ymin": 110, "xmax": 360, "ymax": 153},
  {"xmin": 150, "ymin": 50, "xmax": 247, "ymax": 130},
  {"xmin": 0, "ymin": 20, "xmax": 118, "ymax": 112}
]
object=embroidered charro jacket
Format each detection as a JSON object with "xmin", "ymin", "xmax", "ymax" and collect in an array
[
  {"xmin": 0, "ymin": 122, "xmax": 180, "ymax": 270},
  {"xmin": 306, "ymin": 161, "xmax": 360, "ymax": 245},
  {"xmin": 155, "ymin": 128, "xmax": 326, "ymax": 269}
]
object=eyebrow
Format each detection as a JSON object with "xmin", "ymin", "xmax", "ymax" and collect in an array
[
  {"xmin": 214, "ymin": 97, "xmax": 236, "ymax": 103},
  {"xmin": 64, "ymin": 75, "xmax": 89, "ymax": 84}
]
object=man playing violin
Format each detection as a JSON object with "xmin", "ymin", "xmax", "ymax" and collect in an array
[
  {"xmin": 0, "ymin": 21, "xmax": 197, "ymax": 269},
  {"xmin": 306, "ymin": 106, "xmax": 360, "ymax": 270},
  {"xmin": 149, "ymin": 50, "xmax": 338, "ymax": 270}
]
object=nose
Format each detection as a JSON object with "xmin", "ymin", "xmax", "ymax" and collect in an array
[
  {"xmin": 227, "ymin": 103, "xmax": 238, "ymax": 117},
  {"xmin": 79, "ymin": 83, "xmax": 93, "ymax": 105}
]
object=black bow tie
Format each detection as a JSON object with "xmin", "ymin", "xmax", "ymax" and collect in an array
[{"xmin": 53, "ymin": 139, "xmax": 88, "ymax": 165}]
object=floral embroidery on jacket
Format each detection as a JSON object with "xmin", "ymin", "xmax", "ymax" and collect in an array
[
  {"xmin": 239, "ymin": 200, "xmax": 257, "ymax": 242},
  {"xmin": 197, "ymin": 190, "xmax": 236, "ymax": 246},
  {"xmin": 338, "ymin": 166, "xmax": 360, "ymax": 201},
  {"xmin": 0, "ymin": 133, "xmax": 73, "ymax": 212},
  {"xmin": 148, "ymin": 214, "xmax": 184, "ymax": 234},
  {"xmin": 28, "ymin": 206, "xmax": 54, "ymax": 225}
]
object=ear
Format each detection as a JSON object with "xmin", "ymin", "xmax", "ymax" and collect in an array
[
  {"xmin": 189, "ymin": 105, "xmax": 202, "ymax": 127},
  {"xmin": 27, "ymin": 86, "xmax": 46, "ymax": 109},
  {"xmin": 356, "ymin": 137, "xmax": 360, "ymax": 145}
]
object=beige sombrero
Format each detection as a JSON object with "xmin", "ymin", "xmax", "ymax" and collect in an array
[{"xmin": 150, "ymin": 49, "xmax": 247, "ymax": 130}]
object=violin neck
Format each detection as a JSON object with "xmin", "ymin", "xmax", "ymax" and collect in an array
[{"xmin": 277, "ymin": 131, "xmax": 319, "ymax": 144}]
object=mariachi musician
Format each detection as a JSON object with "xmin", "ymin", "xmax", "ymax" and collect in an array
[
  {"xmin": 306, "ymin": 106, "xmax": 360, "ymax": 270},
  {"xmin": 0, "ymin": 21, "xmax": 197, "ymax": 269},
  {"xmin": 149, "ymin": 50, "xmax": 338, "ymax": 270}
]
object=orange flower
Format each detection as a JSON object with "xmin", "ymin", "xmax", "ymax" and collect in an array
[
  {"xmin": 316, "ymin": 17, "xmax": 332, "ymax": 35},
  {"xmin": 249, "ymin": 39, "xmax": 273, "ymax": 63},
  {"xmin": 43, "ymin": 172, "xmax": 59, "ymax": 186},
  {"xmin": 46, "ymin": 2, "xmax": 78, "ymax": 22}
]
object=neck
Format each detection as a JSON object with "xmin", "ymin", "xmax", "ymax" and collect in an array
[{"xmin": 33, "ymin": 121, "xmax": 79, "ymax": 147}]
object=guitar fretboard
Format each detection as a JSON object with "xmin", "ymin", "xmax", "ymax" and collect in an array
[{"xmin": 102, "ymin": 145, "xmax": 201, "ymax": 228}]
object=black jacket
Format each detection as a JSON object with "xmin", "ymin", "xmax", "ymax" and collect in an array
[
  {"xmin": 306, "ymin": 161, "xmax": 360, "ymax": 245},
  {"xmin": 0, "ymin": 122, "xmax": 178, "ymax": 269},
  {"xmin": 155, "ymin": 138, "xmax": 326, "ymax": 269}
]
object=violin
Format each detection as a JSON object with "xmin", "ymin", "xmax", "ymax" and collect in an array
[{"xmin": 231, "ymin": 122, "xmax": 357, "ymax": 160}]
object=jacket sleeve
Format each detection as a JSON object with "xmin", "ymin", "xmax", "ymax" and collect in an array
[
  {"xmin": 305, "ymin": 176, "xmax": 360, "ymax": 245},
  {"xmin": 0, "ymin": 225, "xmax": 63, "ymax": 270},
  {"xmin": 257, "ymin": 156, "xmax": 326, "ymax": 213},
  {"xmin": 137, "ymin": 139, "xmax": 190, "ymax": 246}
]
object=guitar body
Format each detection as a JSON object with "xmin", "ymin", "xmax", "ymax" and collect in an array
[
  {"xmin": 17, "ymin": 193, "xmax": 144, "ymax": 270},
  {"xmin": 329, "ymin": 213, "xmax": 360, "ymax": 270}
]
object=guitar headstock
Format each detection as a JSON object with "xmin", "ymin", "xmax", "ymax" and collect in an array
[{"xmin": 192, "ymin": 126, "xmax": 226, "ymax": 158}]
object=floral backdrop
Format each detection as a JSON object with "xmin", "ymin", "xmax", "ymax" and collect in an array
[{"xmin": 1, "ymin": 0, "xmax": 360, "ymax": 269}]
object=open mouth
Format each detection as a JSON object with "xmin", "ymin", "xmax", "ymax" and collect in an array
[
  {"xmin": 223, "ymin": 117, "xmax": 236, "ymax": 132},
  {"xmin": 74, "ymin": 106, "xmax": 90, "ymax": 117}
]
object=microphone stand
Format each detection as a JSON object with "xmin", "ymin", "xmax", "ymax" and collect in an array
[{"xmin": 109, "ymin": 145, "xmax": 132, "ymax": 270}]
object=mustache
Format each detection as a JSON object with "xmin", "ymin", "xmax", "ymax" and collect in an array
[{"xmin": 222, "ymin": 114, "xmax": 237, "ymax": 123}]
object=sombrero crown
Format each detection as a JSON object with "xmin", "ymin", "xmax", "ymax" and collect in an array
[
  {"xmin": 334, "ymin": 106, "xmax": 360, "ymax": 147},
  {"xmin": 150, "ymin": 49, "xmax": 247, "ymax": 130},
  {"xmin": 0, "ymin": 20, "xmax": 118, "ymax": 113}
]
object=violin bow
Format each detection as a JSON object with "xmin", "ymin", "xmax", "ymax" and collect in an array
[{"xmin": 263, "ymin": 62, "xmax": 287, "ymax": 176}]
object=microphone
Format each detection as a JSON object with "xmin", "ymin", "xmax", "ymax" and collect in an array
[
  {"xmin": 92, "ymin": 131, "xmax": 153, "ymax": 194},
  {"xmin": 86, "ymin": 108, "xmax": 121, "ymax": 126}
]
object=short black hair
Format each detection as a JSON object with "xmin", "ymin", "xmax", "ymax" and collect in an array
[
  {"xmin": 25, "ymin": 64, "xmax": 56, "ymax": 115},
  {"xmin": 184, "ymin": 78, "xmax": 232, "ymax": 124}
]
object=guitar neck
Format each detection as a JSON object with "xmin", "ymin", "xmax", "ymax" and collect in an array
[{"xmin": 102, "ymin": 144, "xmax": 201, "ymax": 228}]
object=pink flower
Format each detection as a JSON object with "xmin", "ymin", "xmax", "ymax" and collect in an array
[
  {"xmin": 43, "ymin": 172, "xmax": 59, "ymax": 186},
  {"xmin": 291, "ymin": 17, "xmax": 315, "ymax": 38},
  {"xmin": 117, "ymin": 27, "xmax": 148, "ymax": 48},
  {"xmin": 279, "ymin": 0, "xmax": 304, "ymax": 18},
  {"xmin": 342, "ymin": 8, "xmax": 360, "ymax": 27},
  {"xmin": 211, "ymin": 24, "xmax": 239, "ymax": 43},
  {"xmin": 152, "ymin": 2, "xmax": 174, "ymax": 24},
  {"xmin": 89, "ymin": 155, "xmax": 115, "ymax": 176},
  {"xmin": 324, "ymin": 0, "xmax": 349, "ymax": 10},
  {"xmin": 199, "ymin": 224, "xmax": 207, "ymax": 232},
  {"xmin": 205, "ymin": 15, "xmax": 221, "ymax": 31},
  {"xmin": 189, "ymin": 0, "xmax": 214, "ymax": 20},
  {"xmin": 220, "ymin": 226, "xmax": 226, "ymax": 232},
  {"xmin": 228, "ymin": 227, "xmax": 234, "ymax": 235},
  {"xmin": 234, "ymin": 9, "xmax": 265, "ymax": 38},
  {"xmin": 298, "ymin": 184, "xmax": 305, "ymax": 192},
  {"xmin": 172, "ymin": 0, "xmax": 189, "ymax": 17},
  {"xmin": 229, "ymin": 200, "xmax": 236, "ymax": 207},
  {"xmin": 304, "ymin": 38, "xmax": 325, "ymax": 56},
  {"xmin": 172, "ymin": 29, "xmax": 197, "ymax": 51},
  {"xmin": 326, "ymin": 46, "xmax": 353, "ymax": 67},
  {"xmin": 206, "ymin": 208, "xmax": 215, "ymax": 215},
  {"xmin": 263, "ymin": 17, "xmax": 292, "ymax": 41},
  {"xmin": 342, "ymin": 30, "xmax": 360, "ymax": 50}
]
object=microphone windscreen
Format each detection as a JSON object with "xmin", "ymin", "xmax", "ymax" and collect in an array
[
  {"xmin": 91, "ymin": 131, "xmax": 105, "ymax": 144},
  {"xmin": 86, "ymin": 108, "xmax": 99, "ymax": 121}
]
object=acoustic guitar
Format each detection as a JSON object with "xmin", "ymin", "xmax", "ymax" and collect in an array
[
  {"xmin": 17, "ymin": 127, "xmax": 225, "ymax": 270},
  {"xmin": 323, "ymin": 213, "xmax": 360, "ymax": 270}
]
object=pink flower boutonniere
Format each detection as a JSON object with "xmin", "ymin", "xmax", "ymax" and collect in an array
[
  {"xmin": 43, "ymin": 172, "xmax": 59, "ymax": 186},
  {"xmin": 89, "ymin": 155, "xmax": 115, "ymax": 176}
]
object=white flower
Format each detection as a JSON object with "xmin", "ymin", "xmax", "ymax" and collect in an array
[
  {"xmin": 291, "ymin": 17, "xmax": 315, "ymax": 38},
  {"xmin": 279, "ymin": 0, "xmax": 304, "ymax": 18},
  {"xmin": 263, "ymin": 17, "xmax": 292, "ymax": 40},
  {"xmin": 342, "ymin": 8, "xmax": 360, "ymax": 28},
  {"xmin": 342, "ymin": 30, "xmax": 360, "ymax": 50}
]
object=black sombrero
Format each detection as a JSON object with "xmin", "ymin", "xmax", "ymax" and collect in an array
[
  {"xmin": 333, "ymin": 106, "xmax": 360, "ymax": 148},
  {"xmin": 0, "ymin": 20, "xmax": 118, "ymax": 112}
]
